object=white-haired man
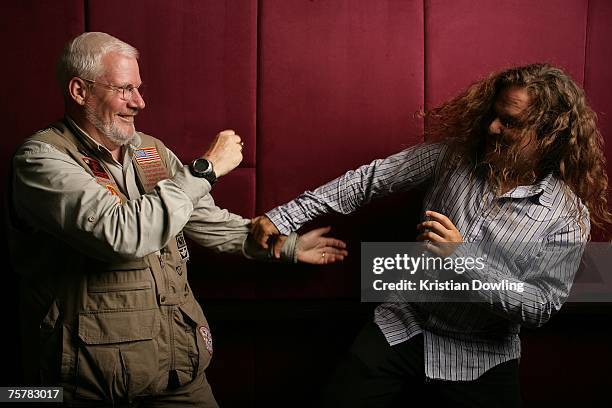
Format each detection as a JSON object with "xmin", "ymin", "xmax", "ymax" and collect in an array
[{"xmin": 8, "ymin": 32, "xmax": 347, "ymax": 406}]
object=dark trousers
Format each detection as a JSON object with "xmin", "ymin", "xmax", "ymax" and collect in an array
[{"xmin": 321, "ymin": 322, "xmax": 521, "ymax": 408}]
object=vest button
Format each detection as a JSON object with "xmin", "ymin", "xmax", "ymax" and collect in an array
[{"xmin": 160, "ymin": 295, "xmax": 166, "ymax": 303}]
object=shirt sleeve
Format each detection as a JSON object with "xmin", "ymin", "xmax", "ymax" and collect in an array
[
  {"xmin": 266, "ymin": 143, "xmax": 444, "ymax": 234},
  {"xmin": 162, "ymin": 150, "xmax": 251, "ymax": 254},
  {"xmin": 12, "ymin": 140, "xmax": 213, "ymax": 261},
  {"xmin": 163, "ymin": 150, "xmax": 304, "ymax": 262}
]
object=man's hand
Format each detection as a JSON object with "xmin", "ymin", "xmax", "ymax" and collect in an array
[
  {"xmin": 295, "ymin": 227, "xmax": 348, "ymax": 264},
  {"xmin": 202, "ymin": 129, "xmax": 243, "ymax": 177},
  {"xmin": 416, "ymin": 210, "xmax": 463, "ymax": 257},
  {"xmin": 251, "ymin": 215, "xmax": 280, "ymax": 249}
]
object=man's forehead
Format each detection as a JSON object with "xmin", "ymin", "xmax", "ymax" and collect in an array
[
  {"xmin": 496, "ymin": 86, "xmax": 531, "ymax": 113},
  {"xmin": 99, "ymin": 52, "xmax": 141, "ymax": 83}
]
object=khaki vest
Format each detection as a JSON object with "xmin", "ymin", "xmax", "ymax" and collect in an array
[{"xmin": 10, "ymin": 121, "xmax": 212, "ymax": 403}]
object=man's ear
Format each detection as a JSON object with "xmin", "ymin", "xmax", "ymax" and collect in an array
[{"xmin": 68, "ymin": 77, "xmax": 88, "ymax": 106}]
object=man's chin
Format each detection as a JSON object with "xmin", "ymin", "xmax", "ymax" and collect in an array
[
  {"xmin": 106, "ymin": 128, "xmax": 136, "ymax": 146},
  {"xmin": 483, "ymin": 150, "xmax": 506, "ymax": 169}
]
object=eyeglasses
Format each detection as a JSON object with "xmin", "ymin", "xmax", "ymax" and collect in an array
[{"xmin": 81, "ymin": 78, "xmax": 145, "ymax": 101}]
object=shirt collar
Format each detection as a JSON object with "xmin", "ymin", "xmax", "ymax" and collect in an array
[
  {"xmin": 64, "ymin": 115, "xmax": 108, "ymax": 155},
  {"xmin": 498, "ymin": 172, "xmax": 556, "ymax": 208}
]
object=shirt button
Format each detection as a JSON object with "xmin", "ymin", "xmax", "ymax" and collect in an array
[{"xmin": 87, "ymin": 215, "xmax": 95, "ymax": 222}]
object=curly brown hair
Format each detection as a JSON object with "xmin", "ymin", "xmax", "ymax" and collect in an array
[{"xmin": 423, "ymin": 63, "xmax": 611, "ymax": 238}]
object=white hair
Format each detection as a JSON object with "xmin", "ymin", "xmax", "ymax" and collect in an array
[{"xmin": 56, "ymin": 32, "xmax": 138, "ymax": 97}]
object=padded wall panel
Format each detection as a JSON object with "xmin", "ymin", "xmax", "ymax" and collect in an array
[
  {"xmin": 209, "ymin": 168, "xmax": 256, "ymax": 218},
  {"xmin": 425, "ymin": 0, "xmax": 587, "ymax": 112},
  {"xmin": 585, "ymin": 0, "xmax": 612, "ymax": 175},
  {"xmin": 88, "ymin": 0, "xmax": 257, "ymax": 169},
  {"xmin": 1, "ymin": 0, "xmax": 84, "ymax": 174},
  {"xmin": 258, "ymin": 0, "xmax": 424, "ymax": 213}
]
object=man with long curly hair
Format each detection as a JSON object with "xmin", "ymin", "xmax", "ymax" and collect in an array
[{"xmin": 251, "ymin": 63, "xmax": 611, "ymax": 407}]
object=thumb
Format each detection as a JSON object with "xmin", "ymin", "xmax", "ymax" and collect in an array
[{"xmin": 312, "ymin": 226, "xmax": 332, "ymax": 236}]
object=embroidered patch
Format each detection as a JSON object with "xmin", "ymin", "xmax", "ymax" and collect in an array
[
  {"xmin": 104, "ymin": 184, "xmax": 123, "ymax": 204},
  {"xmin": 176, "ymin": 231, "xmax": 190, "ymax": 261},
  {"xmin": 82, "ymin": 156, "xmax": 110, "ymax": 179},
  {"xmin": 134, "ymin": 156, "xmax": 169, "ymax": 192},
  {"xmin": 134, "ymin": 147, "xmax": 161, "ymax": 165},
  {"xmin": 198, "ymin": 325, "xmax": 213, "ymax": 355}
]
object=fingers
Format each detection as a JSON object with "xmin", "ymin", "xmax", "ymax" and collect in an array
[
  {"xmin": 273, "ymin": 237, "xmax": 283, "ymax": 259},
  {"xmin": 319, "ymin": 254, "xmax": 344, "ymax": 264},
  {"xmin": 425, "ymin": 210, "xmax": 456, "ymax": 230},
  {"xmin": 417, "ymin": 220, "xmax": 446, "ymax": 236},
  {"xmin": 416, "ymin": 211, "xmax": 463, "ymax": 244},
  {"xmin": 416, "ymin": 219, "xmax": 449, "ymax": 242},
  {"xmin": 416, "ymin": 231, "xmax": 445, "ymax": 242},
  {"xmin": 202, "ymin": 129, "xmax": 243, "ymax": 177},
  {"xmin": 424, "ymin": 241, "xmax": 444, "ymax": 257},
  {"xmin": 309, "ymin": 226, "xmax": 331, "ymax": 236},
  {"xmin": 296, "ymin": 226, "xmax": 349, "ymax": 265},
  {"xmin": 219, "ymin": 129, "xmax": 235, "ymax": 136},
  {"xmin": 321, "ymin": 238, "xmax": 348, "ymax": 250},
  {"xmin": 324, "ymin": 246, "xmax": 348, "ymax": 258},
  {"xmin": 250, "ymin": 216, "xmax": 280, "ymax": 249},
  {"xmin": 318, "ymin": 248, "xmax": 347, "ymax": 264}
]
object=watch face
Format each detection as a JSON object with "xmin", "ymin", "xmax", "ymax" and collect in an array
[{"xmin": 193, "ymin": 159, "xmax": 210, "ymax": 173}]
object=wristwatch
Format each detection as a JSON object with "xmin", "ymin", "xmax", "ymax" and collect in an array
[{"xmin": 190, "ymin": 158, "xmax": 217, "ymax": 185}]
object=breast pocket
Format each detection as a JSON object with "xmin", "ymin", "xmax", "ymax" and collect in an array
[
  {"xmin": 84, "ymin": 260, "xmax": 157, "ymax": 312},
  {"xmin": 75, "ymin": 308, "xmax": 160, "ymax": 402}
]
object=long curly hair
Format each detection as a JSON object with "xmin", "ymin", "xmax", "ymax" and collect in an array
[{"xmin": 423, "ymin": 63, "xmax": 612, "ymax": 238}]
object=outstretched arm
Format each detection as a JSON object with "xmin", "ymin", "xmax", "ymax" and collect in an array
[
  {"xmin": 243, "ymin": 225, "xmax": 348, "ymax": 264},
  {"xmin": 253, "ymin": 143, "xmax": 445, "ymax": 248}
]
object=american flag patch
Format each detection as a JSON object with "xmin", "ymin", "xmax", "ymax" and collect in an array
[{"xmin": 134, "ymin": 147, "xmax": 161, "ymax": 165}]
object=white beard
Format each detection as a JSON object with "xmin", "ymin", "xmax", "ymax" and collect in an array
[{"xmin": 85, "ymin": 104, "xmax": 136, "ymax": 146}]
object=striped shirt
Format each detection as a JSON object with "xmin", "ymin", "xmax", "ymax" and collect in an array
[{"xmin": 266, "ymin": 143, "xmax": 589, "ymax": 381}]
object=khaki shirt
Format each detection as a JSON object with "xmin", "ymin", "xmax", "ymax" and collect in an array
[
  {"xmin": 12, "ymin": 117, "xmax": 255, "ymax": 262},
  {"xmin": 10, "ymin": 119, "xmax": 291, "ymax": 399}
]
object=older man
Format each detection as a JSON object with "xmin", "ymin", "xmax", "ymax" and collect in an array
[
  {"xmin": 7, "ymin": 32, "xmax": 347, "ymax": 406},
  {"xmin": 252, "ymin": 63, "xmax": 611, "ymax": 407}
]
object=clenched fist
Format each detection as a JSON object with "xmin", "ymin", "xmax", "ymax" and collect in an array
[{"xmin": 202, "ymin": 130, "xmax": 243, "ymax": 177}]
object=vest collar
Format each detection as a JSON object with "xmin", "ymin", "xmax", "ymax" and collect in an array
[{"xmin": 64, "ymin": 115, "xmax": 143, "ymax": 162}]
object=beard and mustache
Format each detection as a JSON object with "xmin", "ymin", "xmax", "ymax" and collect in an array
[
  {"xmin": 84, "ymin": 102, "xmax": 137, "ymax": 147},
  {"xmin": 480, "ymin": 133, "xmax": 540, "ymax": 191}
]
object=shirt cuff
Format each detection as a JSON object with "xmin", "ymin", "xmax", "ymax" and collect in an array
[
  {"xmin": 170, "ymin": 165, "xmax": 212, "ymax": 205},
  {"xmin": 242, "ymin": 232, "xmax": 298, "ymax": 263},
  {"xmin": 265, "ymin": 208, "xmax": 292, "ymax": 235},
  {"xmin": 279, "ymin": 232, "xmax": 299, "ymax": 263}
]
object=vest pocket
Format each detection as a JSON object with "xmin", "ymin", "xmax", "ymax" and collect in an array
[
  {"xmin": 75, "ymin": 308, "xmax": 160, "ymax": 402},
  {"xmin": 178, "ymin": 301, "xmax": 212, "ymax": 374}
]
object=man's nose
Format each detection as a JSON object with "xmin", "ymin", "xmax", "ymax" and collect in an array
[
  {"xmin": 128, "ymin": 89, "xmax": 145, "ymax": 110},
  {"xmin": 488, "ymin": 118, "xmax": 503, "ymax": 135}
]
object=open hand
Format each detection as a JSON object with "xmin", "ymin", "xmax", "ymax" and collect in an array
[
  {"xmin": 416, "ymin": 210, "xmax": 463, "ymax": 257},
  {"xmin": 296, "ymin": 227, "xmax": 348, "ymax": 264}
]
